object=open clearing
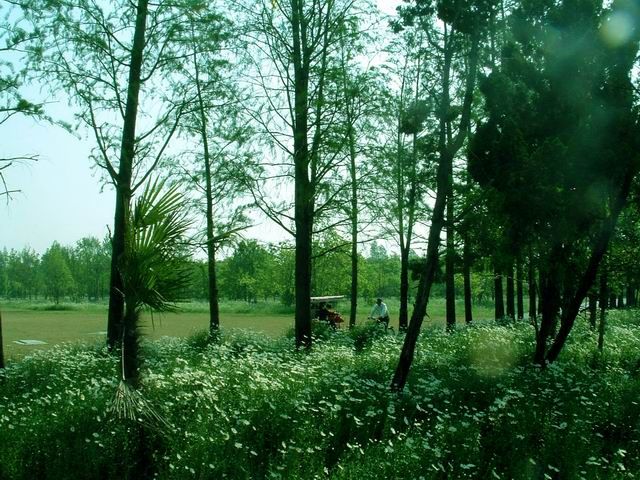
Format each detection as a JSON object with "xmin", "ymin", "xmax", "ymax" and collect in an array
[
  {"xmin": 1, "ymin": 308, "xmax": 294, "ymax": 360},
  {"xmin": 1, "ymin": 299, "xmax": 494, "ymax": 360}
]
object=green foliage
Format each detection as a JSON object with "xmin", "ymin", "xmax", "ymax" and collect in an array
[
  {"xmin": 40, "ymin": 242, "xmax": 75, "ymax": 304},
  {"xmin": 3, "ymin": 315, "xmax": 640, "ymax": 478},
  {"xmin": 118, "ymin": 178, "xmax": 193, "ymax": 385},
  {"xmin": 219, "ymin": 240, "xmax": 277, "ymax": 302},
  {"xmin": 469, "ymin": 0, "xmax": 640, "ymax": 256},
  {"xmin": 348, "ymin": 320, "xmax": 389, "ymax": 352},
  {"xmin": 122, "ymin": 179, "xmax": 193, "ymax": 313}
]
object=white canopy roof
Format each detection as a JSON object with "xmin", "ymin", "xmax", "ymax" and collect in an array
[{"xmin": 310, "ymin": 295, "xmax": 345, "ymax": 302}]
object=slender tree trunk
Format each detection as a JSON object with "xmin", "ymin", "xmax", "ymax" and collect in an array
[
  {"xmin": 626, "ymin": 286, "xmax": 636, "ymax": 308},
  {"xmin": 339, "ymin": 38, "xmax": 359, "ymax": 329},
  {"xmin": 528, "ymin": 256, "xmax": 537, "ymax": 321},
  {"xmin": 463, "ymin": 238, "xmax": 472, "ymax": 324},
  {"xmin": 399, "ymin": 246, "xmax": 410, "ymax": 330},
  {"xmin": 0, "ymin": 310, "xmax": 4, "ymax": 369},
  {"xmin": 292, "ymin": 0, "xmax": 313, "ymax": 348},
  {"xmin": 617, "ymin": 294, "xmax": 624, "ymax": 309},
  {"xmin": 506, "ymin": 264, "xmax": 515, "ymax": 318},
  {"xmin": 534, "ymin": 256, "xmax": 561, "ymax": 365},
  {"xmin": 122, "ymin": 302, "xmax": 140, "ymax": 387},
  {"xmin": 398, "ymin": 58, "xmax": 418, "ymax": 332},
  {"xmin": 192, "ymin": 35, "xmax": 220, "ymax": 335},
  {"xmin": 348, "ymin": 124, "xmax": 358, "ymax": 328},
  {"xmin": 391, "ymin": 30, "xmax": 479, "ymax": 391},
  {"xmin": 516, "ymin": 259, "xmax": 524, "ymax": 320},
  {"xmin": 391, "ymin": 149, "xmax": 449, "ymax": 390},
  {"xmin": 445, "ymin": 167, "xmax": 456, "ymax": 331},
  {"xmin": 107, "ymin": 0, "xmax": 149, "ymax": 350},
  {"xmin": 545, "ymin": 166, "xmax": 634, "ymax": 362},
  {"xmin": 588, "ymin": 293, "xmax": 597, "ymax": 330},
  {"xmin": 598, "ymin": 265, "xmax": 607, "ymax": 351},
  {"xmin": 609, "ymin": 293, "xmax": 617, "ymax": 309},
  {"xmin": 494, "ymin": 267, "xmax": 504, "ymax": 320}
]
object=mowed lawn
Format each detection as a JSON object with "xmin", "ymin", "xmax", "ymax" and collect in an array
[
  {"xmin": 1, "ymin": 308, "xmax": 294, "ymax": 360},
  {"xmin": 1, "ymin": 298, "xmax": 495, "ymax": 360}
]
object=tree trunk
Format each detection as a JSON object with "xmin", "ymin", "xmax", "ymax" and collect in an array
[
  {"xmin": 534, "ymin": 256, "xmax": 561, "ymax": 365},
  {"xmin": 292, "ymin": 0, "xmax": 313, "ymax": 348},
  {"xmin": 528, "ymin": 256, "xmax": 537, "ymax": 321},
  {"xmin": 588, "ymin": 293, "xmax": 597, "ymax": 330},
  {"xmin": 340, "ymin": 41, "xmax": 359, "ymax": 329},
  {"xmin": 122, "ymin": 302, "xmax": 140, "ymax": 387},
  {"xmin": 391, "ymin": 150, "xmax": 449, "ymax": 391},
  {"xmin": 391, "ymin": 29, "xmax": 479, "ymax": 391},
  {"xmin": 494, "ymin": 267, "xmax": 504, "ymax": 320},
  {"xmin": 598, "ymin": 266, "xmax": 607, "ymax": 351},
  {"xmin": 399, "ymin": 246, "xmax": 410, "ymax": 330},
  {"xmin": 609, "ymin": 293, "xmax": 617, "ymax": 309},
  {"xmin": 516, "ymin": 259, "xmax": 524, "ymax": 320},
  {"xmin": 398, "ymin": 64, "xmax": 420, "ymax": 332},
  {"xmin": 445, "ymin": 168, "xmax": 456, "ymax": 331},
  {"xmin": 0, "ymin": 310, "xmax": 4, "ymax": 369},
  {"xmin": 626, "ymin": 286, "xmax": 636, "ymax": 308},
  {"xmin": 348, "ymin": 123, "xmax": 358, "ymax": 328},
  {"xmin": 107, "ymin": 0, "xmax": 149, "ymax": 350},
  {"xmin": 617, "ymin": 294, "xmax": 624, "ymax": 309},
  {"xmin": 545, "ymin": 165, "xmax": 634, "ymax": 363},
  {"xmin": 192, "ymin": 35, "xmax": 221, "ymax": 336},
  {"xmin": 463, "ymin": 238, "xmax": 472, "ymax": 324},
  {"xmin": 506, "ymin": 264, "xmax": 515, "ymax": 318},
  {"xmin": 207, "ymin": 247, "xmax": 220, "ymax": 335}
]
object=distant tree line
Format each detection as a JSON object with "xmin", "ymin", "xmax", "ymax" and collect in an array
[
  {"xmin": 0, "ymin": 237, "xmax": 419, "ymax": 305},
  {"xmin": 6, "ymin": 229, "xmax": 639, "ymax": 314},
  {"xmin": 0, "ymin": 237, "xmax": 110, "ymax": 304}
]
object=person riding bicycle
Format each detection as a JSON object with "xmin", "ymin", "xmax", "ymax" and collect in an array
[{"xmin": 369, "ymin": 298, "xmax": 390, "ymax": 329}]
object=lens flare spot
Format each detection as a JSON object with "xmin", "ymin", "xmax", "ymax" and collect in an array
[
  {"xmin": 469, "ymin": 329, "xmax": 517, "ymax": 377},
  {"xmin": 600, "ymin": 12, "xmax": 635, "ymax": 47}
]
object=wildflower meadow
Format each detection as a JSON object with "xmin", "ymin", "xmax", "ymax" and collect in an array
[{"xmin": 1, "ymin": 313, "xmax": 640, "ymax": 479}]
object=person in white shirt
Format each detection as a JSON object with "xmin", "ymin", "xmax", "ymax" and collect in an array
[{"xmin": 370, "ymin": 298, "xmax": 390, "ymax": 329}]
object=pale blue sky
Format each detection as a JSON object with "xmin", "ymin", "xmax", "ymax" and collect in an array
[{"xmin": 0, "ymin": 0, "xmax": 401, "ymax": 254}]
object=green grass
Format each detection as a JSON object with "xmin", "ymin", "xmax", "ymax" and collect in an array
[
  {"xmin": 0, "ymin": 308, "xmax": 294, "ymax": 361},
  {"xmin": 0, "ymin": 297, "xmax": 494, "ymax": 361},
  {"xmin": 1, "ymin": 311, "xmax": 640, "ymax": 479}
]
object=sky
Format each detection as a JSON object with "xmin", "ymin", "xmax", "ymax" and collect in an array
[{"xmin": 0, "ymin": 0, "xmax": 402, "ymax": 254}]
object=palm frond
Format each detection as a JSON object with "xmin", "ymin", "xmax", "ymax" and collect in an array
[
  {"xmin": 109, "ymin": 380, "xmax": 173, "ymax": 433},
  {"xmin": 121, "ymin": 177, "xmax": 194, "ymax": 313}
]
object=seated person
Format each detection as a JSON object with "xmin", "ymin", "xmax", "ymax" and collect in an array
[
  {"xmin": 317, "ymin": 302, "xmax": 329, "ymax": 322},
  {"xmin": 370, "ymin": 298, "xmax": 390, "ymax": 329},
  {"xmin": 326, "ymin": 304, "xmax": 344, "ymax": 329}
]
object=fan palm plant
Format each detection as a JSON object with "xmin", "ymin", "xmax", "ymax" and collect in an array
[
  {"xmin": 118, "ymin": 178, "xmax": 192, "ymax": 387},
  {"xmin": 106, "ymin": 179, "xmax": 191, "ymax": 477}
]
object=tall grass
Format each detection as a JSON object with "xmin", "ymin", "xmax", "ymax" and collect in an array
[{"xmin": 1, "ymin": 312, "xmax": 639, "ymax": 479}]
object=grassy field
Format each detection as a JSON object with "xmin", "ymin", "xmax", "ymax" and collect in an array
[
  {"xmin": 0, "ymin": 309, "xmax": 294, "ymax": 360},
  {"xmin": 0, "ymin": 297, "xmax": 495, "ymax": 360}
]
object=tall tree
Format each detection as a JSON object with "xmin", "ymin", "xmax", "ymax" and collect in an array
[
  {"xmin": 173, "ymin": 3, "xmax": 251, "ymax": 335},
  {"xmin": 240, "ymin": 0, "xmax": 363, "ymax": 347},
  {"xmin": 391, "ymin": 0, "xmax": 490, "ymax": 391},
  {"xmin": 22, "ymin": 0, "xmax": 195, "ymax": 348},
  {"xmin": 336, "ymin": 27, "xmax": 380, "ymax": 328},
  {"xmin": 41, "ymin": 241, "xmax": 75, "ymax": 304},
  {"xmin": 372, "ymin": 28, "xmax": 436, "ymax": 331}
]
